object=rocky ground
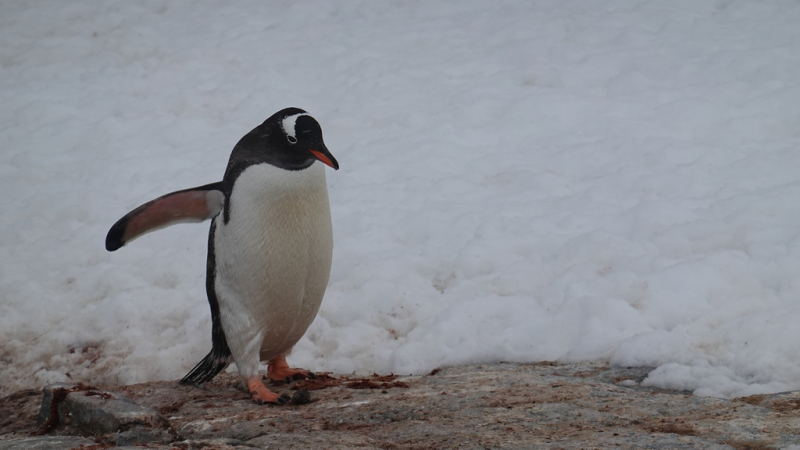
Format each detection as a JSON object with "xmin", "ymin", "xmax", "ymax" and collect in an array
[{"xmin": 1, "ymin": 362, "xmax": 798, "ymax": 449}]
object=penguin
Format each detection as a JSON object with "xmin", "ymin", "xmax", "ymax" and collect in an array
[{"xmin": 105, "ymin": 107, "xmax": 338, "ymax": 404}]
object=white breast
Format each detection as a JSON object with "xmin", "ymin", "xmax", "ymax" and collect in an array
[{"xmin": 213, "ymin": 162, "xmax": 333, "ymax": 364}]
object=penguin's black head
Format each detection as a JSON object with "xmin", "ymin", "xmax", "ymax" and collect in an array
[{"xmin": 254, "ymin": 107, "xmax": 339, "ymax": 171}]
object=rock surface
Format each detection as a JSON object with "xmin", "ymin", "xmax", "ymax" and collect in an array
[
  {"xmin": 36, "ymin": 383, "xmax": 166, "ymax": 436},
  {"xmin": 0, "ymin": 436, "xmax": 96, "ymax": 450},
  {"xmin": 1, "ymin": 362, "xmax": 798, "ymax": 449}
]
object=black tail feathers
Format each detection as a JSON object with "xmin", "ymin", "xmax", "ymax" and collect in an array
[
  {"xmin": 182, "ymin": 217, "xmax": 232, "ymax": 386},
  {"xmin": 180, "ymin": 348, "xmax": 231, "ymax": 385}
]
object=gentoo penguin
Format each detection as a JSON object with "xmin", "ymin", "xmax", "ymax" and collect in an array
[{"xmin": 105, "ymin": 108, "xmax": 338, "ymax": 404}]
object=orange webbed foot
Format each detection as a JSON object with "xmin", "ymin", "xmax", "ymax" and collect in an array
[
  {"xmin": 246, "ymin": 376, "xmax": 290, "ymax": 405},
  {"xmin": 267, "ymin": 355, "xmax": 315, "ymax": 383}
]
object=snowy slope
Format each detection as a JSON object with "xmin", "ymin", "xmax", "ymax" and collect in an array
[{"xmin": 2, "ymin": 1, "xmax": 800, "ymax": 398}]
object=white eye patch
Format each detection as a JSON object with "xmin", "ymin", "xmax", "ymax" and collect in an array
[{"xmin": 281, "ymin": 113, "xmax": 308, "ymax": 139}]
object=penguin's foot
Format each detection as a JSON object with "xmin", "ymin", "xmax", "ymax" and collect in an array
[
  {"xmin": 246, "ymin": 376, "xmax": 289, "ymax": 405},
  {"xmin": 267, "ymin": 355, "xmax": 313, "ymax": 383}
]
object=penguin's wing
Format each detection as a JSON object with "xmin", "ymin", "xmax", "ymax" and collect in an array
[{"xmin": 106, "ymin": 182, "xmax": 225, "ymax": 251}]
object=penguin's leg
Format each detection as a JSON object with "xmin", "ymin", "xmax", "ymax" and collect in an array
[
  {"xmin": 231, "ymin": 329, "xmax": 291, "ymax": 405},
  {"xmin": 266, "ymin": 354, "xmax": 312, "ymax": 382}
]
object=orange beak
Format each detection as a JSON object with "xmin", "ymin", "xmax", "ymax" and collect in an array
[{"xmin": 309, "ymin": 148, "xmax": 339, "ymax": 170}]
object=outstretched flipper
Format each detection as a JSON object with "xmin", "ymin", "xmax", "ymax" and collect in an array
[{"xmin": 105, "ymin": 182, "xmax": 225, "ymax": 251}]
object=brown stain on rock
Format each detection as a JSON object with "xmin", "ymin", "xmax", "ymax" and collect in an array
[{"xmin": 291, "ymin": 373, "xmax": 409, "ymax": 391}]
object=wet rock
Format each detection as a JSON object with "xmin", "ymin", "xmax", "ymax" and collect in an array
[
  {"xmin": 0, "ymin": 436, "xmax": 95, "ymax": 450},
  {"xmin": 107, "ymin": 426, "xmax": 174, "ymax": 446},
  {"xmin": 65, "ymin": 389, "xmax": 165, "ymax": 434},
  {"xmin": 36, "ymin": 384, "xmax": 165, "ymax": 436},
  {"xmin": 176, "ymin": 437, "xmax": 249, "ymax": 449},
  {"xmin": 246, "ymin": 432, "xmax": 378, "ymax": 449},
  {"xmin": 34, "ymin": 384, "xmax": 73, "ymax": 429}
]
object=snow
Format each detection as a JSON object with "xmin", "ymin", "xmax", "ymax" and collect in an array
[{"xmin": 2, "ymin": 1, "xmax": 800, "ymax": 399}]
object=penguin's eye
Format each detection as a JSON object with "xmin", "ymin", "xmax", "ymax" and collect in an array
[{"xmin": 287, "ymin": 135, "xmax": 297, "ymax": 144}]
